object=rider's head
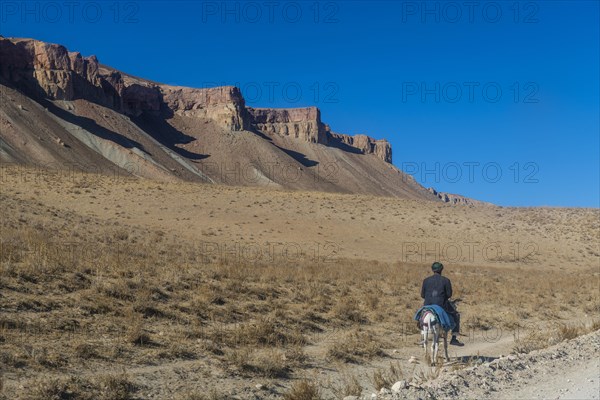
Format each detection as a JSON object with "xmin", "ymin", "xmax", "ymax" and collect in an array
[{"xmin": 431, "ymin": 261, "xmax": 444, "ymax": 273}]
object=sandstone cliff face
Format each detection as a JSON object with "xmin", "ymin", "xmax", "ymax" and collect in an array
[
  {"xmin": 247, "ymin": 107, "xmax": 328, "ymax": 144},
  {"xmin": 0, "ymin": 36, "xmax": 392, "ymax": 163},
  {"xmin": 161, "ymin": 85, "xmax": 248, "ymax": 131},
  {"xmin": 0, "ymin": 37, "xmax": 122, "ymax": 109},
  {"xmin": 246, "ymin": 107, "xmax": 392, "ymax": 163},
  {"xmin": 0, "ymin": 37, "xmax": 248, "ymax": 129},
  {"xmin": 329, "ymin": 132, "xmax": 392, "ymax": 164}
]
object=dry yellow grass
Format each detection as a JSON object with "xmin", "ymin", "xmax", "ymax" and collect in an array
[
  {"xmin": 283, "ymin": 379, "xmax": 322, "ymax": 400},
  {"xmin": 0, "ymin": 166, "xmax": 598, "ymax": 398}
]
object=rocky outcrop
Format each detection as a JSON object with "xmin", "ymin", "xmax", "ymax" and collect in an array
[
  {"xmin": 161, "ymin": 85, "xmax": 248, "ymax": 131},
  {"xmin": 0, "ymin": 37, "xmax": 122, "ymax": 109},
  {"xmin": 428, "ymin": 187, "xmax": 491, "ymax": 206},
  {"xmin": 122, "ymin": 84, "xmax": 162, "ymax": 116},
  {"xmin": 247, "ymin": 106, "xmax": 392, "ymax": 162},
  {"xmin": 0, "ymin": 36, "xmax": 393, "ymax": 162},
  {"xmin": 329, "ymin": 132, "xmax": 392, "ymax": 163},
  {"xmin": 0, "ymin": 37, "xmax": 250, "ymax": 131},
  {"xmin": 0, "ymin": 37, "xmax": 248, "ymax": 130},
  {"xmin": 248, "ymin": 106, "xmax": 328, "ymax": 144}
]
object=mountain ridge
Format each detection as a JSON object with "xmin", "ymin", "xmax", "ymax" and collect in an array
[
  {"xmin": 0, "ymin": 36, "xmax": 392, "ymax": 162},
  {"xmin": 0, "ymin": 36, "xmax": 452, "ymax": 201}
]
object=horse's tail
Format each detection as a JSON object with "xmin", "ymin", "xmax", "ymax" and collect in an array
[{"xmin": 421, "ymin": 311, "xmax": 437, "ymax": 330}]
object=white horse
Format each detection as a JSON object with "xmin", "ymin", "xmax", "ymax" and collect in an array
[{"xmin": 420, "ymin": 310, "xmax": 449, "ymax": 365}]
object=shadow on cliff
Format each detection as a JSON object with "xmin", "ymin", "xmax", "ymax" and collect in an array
[
  {"xmin": 273, "ymin": 144, "xmax": 319, "ymax": 168},
  {"xmin": 38, "ymin": 97, "xmax": 150, "ymax": 153},
  {"xmin": 249, "ymin": 127, "xmax": 319, "ymax": 167},
  {"xmin": 131, "ymin": 113, "xmax": 210, "ymax": 161},
  {"xmin": 326, "ymin": 135, "xmax": 364, "ymax": 155},
  {"xmin": 248, "ymin": 128, "xmax": 273, "ymax": 142}
]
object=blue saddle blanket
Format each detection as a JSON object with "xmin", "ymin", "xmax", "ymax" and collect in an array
[{"xmin": 414, "ymin": 305, "xmax": 455, "ymax": 331}]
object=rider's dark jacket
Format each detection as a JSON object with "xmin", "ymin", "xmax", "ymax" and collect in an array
[{"xmin": 421, "ymin": 272, "xmax": 453, "ymax": 312}]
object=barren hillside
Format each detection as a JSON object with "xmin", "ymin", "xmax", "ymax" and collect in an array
[{"xmin": 0, "ymin": 36, "xmax": 435, "ymax": 200}]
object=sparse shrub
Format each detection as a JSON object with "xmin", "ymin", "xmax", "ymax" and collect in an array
[
  {"xmin": 283, "ymin": 379, "xmax": 322, "ymax": 400},
  {"xmin": 0, "ymin": 350, "xmax": 27, "ymax": 369},
  {"xmin": 225, "ymin": 348, "xmax": 289, "ymax": 378},
  {"xmin": 513, "ymin": 329, "xmax": 552, "ymax": 353},
  {"xmin": 414, "ymin": 364, "xmax": 443, "ymax": 382},
  {"xmin": 34, "ymin": 348, "xmax": 67, "ymax": 369},
  {"xmin": 583, "ymin": 296, "xmax": 600, "ymax": 314},
  {"xmin": 364, "ymin": 292, "xmax": 380, "ymax": 311},
  {"xmin": 370, "ymin": 368, "xmax": 389, "ymax": 391},
  {"xmin": 557, "ymin": 324, "xmax": 581, "ymax": 341},
  {"xmin": 95, "ymin": 373, "xmax": 137, "ymax": 400},
  {"xmin": 26, "ymin": 377, "xmax": 72, "ymax": 400},
  {"xmin": 75, "ymin": 342, "xmax": 98, "ymax": 359},
  {"xmin": 514, "ymin": 323, "xmax": 588, "ymax": 354},
  {"xmin": 101, "ymin": 281, "xmax": 134, "ymax": 301},
  {"xmin": 23, "ymin": 376, "xmax": 96, "ymax": 400},
  {"xmin": 326, "ymin": 330, "xmax": 384, "ymax": 363},
  {"xmin": 158, "ymin": 343, "xmax": 196, "ymax": 360},
  {"xmin": 225, "ymin": 347, "xmax": 252, "ymax": 371},
  {"xmin": 125, "ymin": 320, "xmax": 151, "ymax": 346},
  {"xmin": 332, "ymin": 297, "xmax": 365, "ymax": 325},
  {"xmin": 328, "ymin": 373, "xmax": 362, "ymax": 397},
  {"xmin": 113, "ymin": 229, "xmax": 129, "ymax": 241},
  {"xmin": 285, "ymin": 344, "xmax": 308, "ymax": 366},
  {"xmin": 369, "ymin": 362, "xmax": 404, "ymax": 391},
  {"xmin": 220, "ymin": 317, "xmax": 304, "ymax": 348},
  {"xmin": 249, "ymin": 350, "xmax": 289, "ymax": 378}
]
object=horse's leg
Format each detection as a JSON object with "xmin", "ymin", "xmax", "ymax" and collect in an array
[
  {"xmin": 432, "ymin": 325, "xmax": 439, "ymax": 365},
  {"xmin": 422, "ymin": 325, "xmax": 428, "ymax": 360},
  {"xmin": 443, "ymin": 329, "xmax": 449, "ymax": 362}
]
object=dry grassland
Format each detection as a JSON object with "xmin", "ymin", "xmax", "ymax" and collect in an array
[{"xmin": 1, "ymin": 167, "xmax": 598, "ymax": 399}]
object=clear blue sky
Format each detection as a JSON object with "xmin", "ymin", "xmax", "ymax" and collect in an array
[{"xmin": 1, "ymin": 1, "xmax": 598, "ymax": 207}]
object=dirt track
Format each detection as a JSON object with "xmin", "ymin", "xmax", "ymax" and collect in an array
[{"xmin": 376, "ymin": 330, "xmax": 600, "ymax": 400}]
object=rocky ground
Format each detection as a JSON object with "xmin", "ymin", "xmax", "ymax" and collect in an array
[{"xmin": 372, "ymin": 330, "xmax": 600, "ymax": 400}]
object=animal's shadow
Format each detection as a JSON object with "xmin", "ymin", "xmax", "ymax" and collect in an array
[{"xmin": 455, "ymin": 355, "xmax": 499, "ymax": 364}]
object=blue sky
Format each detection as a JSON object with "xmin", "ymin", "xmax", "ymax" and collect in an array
[{"xmin": 1, "ymin": 1, "xmax": 598, "ymax": 207}]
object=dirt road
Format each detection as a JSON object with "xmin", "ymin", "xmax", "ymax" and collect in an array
[
  {"xmin": 378, "ymin": 330, "xmax": 600, "ymax": 400},
  {"xmin": 499, "ymin": 358, "xmax": 599, "ymax": 400}
]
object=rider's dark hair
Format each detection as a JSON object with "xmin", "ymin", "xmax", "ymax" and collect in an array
[{"xmin": 431, "ymin": 262, "xmax": 444, "ymax": 272}]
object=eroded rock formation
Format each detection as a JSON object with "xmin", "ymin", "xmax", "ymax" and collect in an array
[
  {"xmin": 428, "ymin": 188, "xmax": 491, "ymax": 206},
  {"xmin": 247, "ymin": 107, "xmax": 327, "ymax": 144},
  {"xmin": 246, "ymin": 107, "xmax": 392, "ymax": 162},
  {"xmin": 0, "ymin": 36, "xmax": 392, "ymax": 163},
  {"xmin": 161, "ymin": 85, "xmax": 248, "ymax": 131},
  {"xmin": 0, "ymin": 38, "xmax": 124, "ymax": 109},
  {"xmin": 329, "ymin": 132, "xmax": 392, "ymax": 164}
]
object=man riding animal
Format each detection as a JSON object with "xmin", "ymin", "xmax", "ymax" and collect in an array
[{"xmin": 421, "ymin": 261, "xmax": 463, "ymax": 346}]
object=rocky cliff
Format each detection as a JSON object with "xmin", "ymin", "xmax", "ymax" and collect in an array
[
  {"xmin": 0, "ymin": 36, "xmax": 393, "ymax": 163},
  {"xmin": 0, "ymin": 37, "xmax": 249, "ymax": 129},
  {"xmin": 0, "ymin": 37, "xmax": 122, "ymax": 109},
  {"xmin": 246, "ymin": 106, "xmax": 392, "ymax": 162},
  {"xmin": 247, "ymin": 106, "xmax": 327, "ymax": 144},
  {"xmin": 329, "ymin": 132, "xmax": 392, "ymax": 164},
  {"xmin": 161, "ymin": 85, "xmax": 248, "ymax": 131},
  {"xmin": 428, "ymin": 188, "xmax": 491, "ymax": 206}
]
